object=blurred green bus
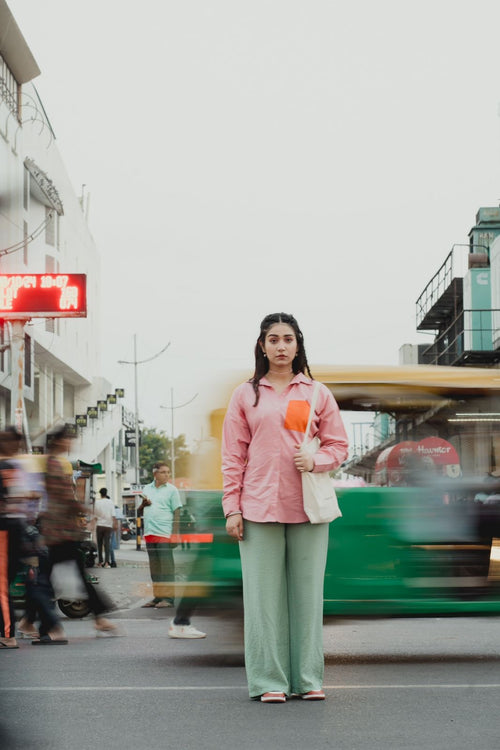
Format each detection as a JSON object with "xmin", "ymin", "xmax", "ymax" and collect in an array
[{"xmin": 179, "ymin": 364, "xmax": 500, "ymax": 615}]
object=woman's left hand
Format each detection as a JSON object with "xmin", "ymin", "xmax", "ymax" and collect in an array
[{"xmin": 294, "ymin": 445, "xmax": 314, "ymax": 473}]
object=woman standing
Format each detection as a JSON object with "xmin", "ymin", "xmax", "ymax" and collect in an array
[{"xmin": 222, "ymin": 313, "xmax": 348, "ymax": 703}]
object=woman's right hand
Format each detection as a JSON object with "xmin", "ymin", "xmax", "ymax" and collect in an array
[{"xmin": 226, "ymin": 513, "xmax": 244, "ymax": 541}]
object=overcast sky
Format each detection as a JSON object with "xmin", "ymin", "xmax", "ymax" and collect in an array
[{"xmin": 7, "ymin": 0, "xmax": 500, "ymax": 445}]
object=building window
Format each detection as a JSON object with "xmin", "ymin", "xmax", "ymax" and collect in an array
[
  {"xmin": 45, "ymin": 207, "xmax": 56, "ymax": 246},
  {"xmin": 23, "ymin": 221, "xmax": 28, "ymax": 265},
  {"xmin": 24, "ymin": 334, "xmax": 32, "ymax": 387},
  {"xmin": 45, "ymin": 258, "xmax": 57, "ymax": 334},
  {"xmin": 23, "ymin": 166, "xmax": 29, "ymax": 211},
  {"xmin": 0, "ymin": 53, "xmax": 19, "ymax": 120},
  {"xmin": 45, "ymin": 256, "xmax": 54, "ymax": 330},
  {"xmin": 0, "ymin": 324, "xmax": 6, "ymax": 372}
]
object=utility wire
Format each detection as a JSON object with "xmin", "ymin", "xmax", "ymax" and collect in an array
[
  {"xmin": 0, "ymin": 210, "xmax": 54, "ymax": 257},
  {"xmin": 118, "ymin": 341, "xmax": 171, "ymax": 366}
]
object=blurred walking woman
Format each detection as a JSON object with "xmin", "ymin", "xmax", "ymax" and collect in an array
[
  {"xmin": 41, "ymin": 426, "xmax": 119, "ymax": 638},
  {"xmin": 0, "ymin": 428, "xmax": 27, "ymax": 649},
  {"xmin": 222, "ymin": 313, "xmax": 348, "ymax": 703}
]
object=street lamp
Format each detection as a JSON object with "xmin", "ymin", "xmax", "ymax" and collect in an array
[
  {"xmin": 160, "ymin": 388, "xmax": 198, "ymax": 482},
  {"xmin": 352, "ymin": 421, "xmax": 374, "ymax": 457},
  {"xmin": 119, "ymin": 335, "xmax": 170, "ymax": 548}
]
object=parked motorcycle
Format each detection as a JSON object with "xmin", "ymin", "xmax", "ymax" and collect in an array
[
  {"xmin": 81, "ymin": 539, "xmax": 98, "ymax": 568},
  {"xmin": 121, "ymin": 518, "xmax": 136, "ymax": 541}
]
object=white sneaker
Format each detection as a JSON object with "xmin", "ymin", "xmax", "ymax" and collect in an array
[{"xmin": 168, "ymin": 620, "xmax": 206, "ymax": 639}]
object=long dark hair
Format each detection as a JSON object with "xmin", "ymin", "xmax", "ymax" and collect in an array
[{"xmin": 250, "ymin": 312, "xmax": 313, "ymax": 406}]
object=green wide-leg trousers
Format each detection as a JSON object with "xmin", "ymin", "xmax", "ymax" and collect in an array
[{"xmin": 238, "ymin": 520, "xmax": 329, "ymax": 698}]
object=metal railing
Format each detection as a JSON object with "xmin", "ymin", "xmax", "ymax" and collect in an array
[
  {"xmin": 416, "ymin": 246, "xmax": 471, "ymax": 328},
  {"xmin": 419, "ymin": 309, "xmax": 500, "ymax": 366},
  {"xmin": 0, "ymin": 76, "xmax": 18, "ymax": 120}
]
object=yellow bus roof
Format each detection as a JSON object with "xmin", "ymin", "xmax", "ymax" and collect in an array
[
  {"xmin": 312, "ymin": 363, "xmax": 500, "ymax": 388},
  {"xmin": 313, "ymin": 364, "xmax": 500, "ymax": 412},
  {"xmin": 214, "ymin": 363, "xmax": 500, "ymax": 415},
  {"xmin": 200, "ymin": 363, "xmax": 500, "ymax": 489}
]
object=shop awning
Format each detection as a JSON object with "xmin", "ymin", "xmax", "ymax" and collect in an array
[{"xmin": 77, "ymin": 460, "xmax": 102, "ymax": 474}]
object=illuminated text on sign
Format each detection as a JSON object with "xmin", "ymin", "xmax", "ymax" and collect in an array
[{"xmin": 0, "ymin": 274, "xmax": 87, "ymax": 318}]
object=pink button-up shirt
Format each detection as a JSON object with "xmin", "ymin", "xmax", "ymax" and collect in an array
[{"xmin": 221, "ymin": 373, "xmax": 349, "ymax": 523}]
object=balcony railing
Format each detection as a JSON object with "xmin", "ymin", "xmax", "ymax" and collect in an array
[
  {"xmin": 416, "ymin": 247, "xmax": 469, "ymax": 329},
  {"xmin": 419, "ymin": 309, "xmax": 500, "ymax": 366},
  {"xmin": 0, "ymin": 53, "xmax": 20, "ymax": 121}
]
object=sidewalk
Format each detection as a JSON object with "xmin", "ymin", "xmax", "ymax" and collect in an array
[
  {"xmin": 109, "ymin": 537, "xmax": 239, "ymax": 620},
  {"xmin": 113, "ymin": 537, "xmax": 149, "ymax": 566}
]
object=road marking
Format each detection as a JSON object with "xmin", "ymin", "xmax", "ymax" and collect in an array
[
  {"xmin": 2, "ymin": 683, "xmax": 500, "ymax": 692},
  {"xmin": 0, "ymin": 685, "xmax": 248, "ymax": 693},
  {"xmin": 326, "ymin": 684, "xmax": 500, "ymax": 689}
]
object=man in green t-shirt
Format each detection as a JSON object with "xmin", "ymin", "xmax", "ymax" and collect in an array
[{"xmin": 138, "ymin": 462, "xmax": 182, "ymax": 608}]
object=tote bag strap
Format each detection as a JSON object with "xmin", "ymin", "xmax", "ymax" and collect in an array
[{"xmin": 302, "ymin": 381, "xmax": 321, "ymax": 446}]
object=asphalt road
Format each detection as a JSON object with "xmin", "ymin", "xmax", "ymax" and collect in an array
[{"xmin": 1, "ymin": 541, "xmax": 500, "ymax": 750}]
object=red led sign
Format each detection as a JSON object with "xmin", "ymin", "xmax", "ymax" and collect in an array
[{"xmin": 0, "ymin": 274, "xmax": 87, "ymax": 318}]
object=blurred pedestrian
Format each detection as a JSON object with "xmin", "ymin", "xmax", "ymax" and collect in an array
[
  {"xmin": 0, "ymin": 428, "xmax": 28, "ymax": 649},
  {"xmin": 167, "ymin": 495, "xmax": 206, "ymax": 638},
  {"xmin": 168, "ymin": 565, "xmax": 207, "ymax": 639},
  {"xmin": 40, "ymin": 425, "xmax": 121, "ymax": 638},
  {"xmin": 179, "ymin": 505, "xmax": 195, "ymax": 549},
  {"xmin": 95, "ymin": 488, "xmax": 116, "ymax": 568},
  {"xmin": 19, "ymin": 522, "xmax": 68, "ymax": 645},
  {"xmin": 110, "ymin": 502, "xmax": 125, "ymax": 567},
  {"xmin": 222, "ymin": 313, "xmax": 348, "ymax": 702},
  {"xmin": 0, "ymin": 430, "xmax": 66, "ymax": 643},
  {"xmin": 139, "ymin": 462, "xmax": 181, "ymax": 609}
]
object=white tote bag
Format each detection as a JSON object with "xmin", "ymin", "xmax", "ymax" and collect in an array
[
  {"xmin": 301, "ymin": 382, "xmax": 342, "ymax": 524},
  {"xmin": 50, "ymin": 560, "xmax": 88, "ymax": 600}
]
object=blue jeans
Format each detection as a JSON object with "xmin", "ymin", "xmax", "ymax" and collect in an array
[{"xmin": 25, "ymin": 552, "xmax": 60, "ymax": 636}]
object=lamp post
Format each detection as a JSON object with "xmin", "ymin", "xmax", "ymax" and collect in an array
[
  {"xmin": 119, "ymin": 335, "xmax": 170, "ymax": 548},
  {"xmin": 352, "ymin": 421, "xmax": 374, "ymax": 458},
  {"xmin": 160, "ymin": 389, "xmax": 198, "ymax": 482}
]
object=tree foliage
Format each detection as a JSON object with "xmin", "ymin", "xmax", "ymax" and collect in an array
[{"xmin": 139, "ymin": 428, "xmax": 191, "ymax": 483}]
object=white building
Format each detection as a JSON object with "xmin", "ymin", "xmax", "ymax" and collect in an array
[{"xmin": 0, "ymin": 2, "xmax": 135, "ymax": 502}]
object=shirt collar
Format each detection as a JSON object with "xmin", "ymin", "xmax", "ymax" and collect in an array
[{"xmin": 260, "ymin": 372, "xmax": 312, "ymax": 388}]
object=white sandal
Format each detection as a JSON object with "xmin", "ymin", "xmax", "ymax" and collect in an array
[{"xmin": 261, "ymin": 692, "xmax": 286, "ymax": 703}]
